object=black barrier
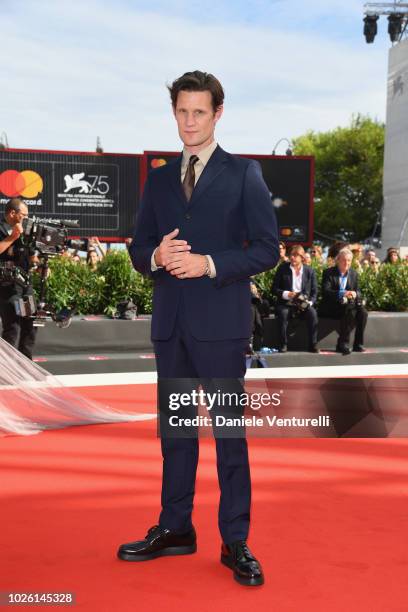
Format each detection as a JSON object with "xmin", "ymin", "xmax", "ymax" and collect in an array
[{"xmin": 0, "ymin": 148, "xmax": 141, "ymax": 239}]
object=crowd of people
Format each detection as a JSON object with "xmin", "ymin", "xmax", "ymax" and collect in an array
[
  {"xmin": 252, "ymin": 240, "xmax": 406, "ymax": 356},
  {"xmin": 59, "ymin": 236, "xmax": 404, "ymax": 357},
  {"xmin": 278, "ymin": 241, "xmax": 406, "ymax": 270},
  {"xmin": 61, "ymin": 236, "xmax": 105, "ymax": 270},
  {"xmin": 0, "ymin": 194, "xmax": 405, "ymax": 362}
]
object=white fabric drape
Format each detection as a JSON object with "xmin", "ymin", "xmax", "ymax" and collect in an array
[{"xmin": 0, "ymin": 337, "xmax": 152, "ymax": 436}]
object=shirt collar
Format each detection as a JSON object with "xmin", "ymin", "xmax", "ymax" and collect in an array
[
  {"xmin": 182, "ymin": 140, "xmax": 218, "ymax": 169},
  {"xmin": 337, "ymin": 267, "xmax": 348, "ymax": 277},
  {"xmin": 290, "ymin": 264, "xmax": 303, "ymax": 274}
]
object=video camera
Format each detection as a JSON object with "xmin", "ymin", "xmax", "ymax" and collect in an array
[
  {"xmin": 0, "ymin": 261, "xmax": 30, "ymax": 288},
  {"xmin": 66, "ymin": 238, "xmax": 89, "ymax": 252},
  {"xmin": 19, "ymin": 216, "xmax": 79, "ymax": 327},
  {"xmin": 0, "ymin": 262, "xmax": 36, "ymax": 317},
  {"xmin": 22, "ymin": 216, "xmax": 79, "ymax": 256}
]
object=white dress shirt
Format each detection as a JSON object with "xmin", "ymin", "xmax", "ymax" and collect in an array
[
  {"xmin": 282, "ymin": 265, "xmax": 303, "ymax": 300},
  {"xmin": 151, "ymin": 141, "xmax": 218, "ymax": 277}
]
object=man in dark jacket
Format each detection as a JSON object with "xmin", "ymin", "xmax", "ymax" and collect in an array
[
  {"xmin": 0, "ymin": 198, "xmax": 36, "ymax": 359},
  {"xmin": 272, "ymin": 244, "xmax": 319, "ymax": 353},
  {"xmin": 320, "ymin": 247, "xmax": 368, "ymax": 355}
]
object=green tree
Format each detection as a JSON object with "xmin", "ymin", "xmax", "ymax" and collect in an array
[{"xmin": 292, "ymin": 115, "xmax": 384, "ymax": 242}]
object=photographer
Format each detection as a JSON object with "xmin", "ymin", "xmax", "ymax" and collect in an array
[
  {"xmin": 320, "ymin": 247, "xmax": 368, "ymax": 355},
  {"xmin": 0, "ymin": 198, "xmax": 37, "ymax": 359},
  {"xmin": 272, "ymin": 244, "xmax": 319, "ymax": 353}
]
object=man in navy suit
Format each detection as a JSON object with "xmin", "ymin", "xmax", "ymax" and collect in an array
[
  {"xmin": 272, "ymin": 245, "xmax": 319, "ymax": 353},
  {"xmin": 118, "ymin": 71, "xmax": 279, "ymax": 586}
]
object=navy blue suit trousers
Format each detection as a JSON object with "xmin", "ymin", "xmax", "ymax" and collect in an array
[{"xmin": 155, "ymin": 292, "xmax": 251, "ymax": 544}]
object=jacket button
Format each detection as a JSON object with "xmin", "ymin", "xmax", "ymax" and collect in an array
[{"xmin": 185, "ymin": 213, "xmax": 191, "ymax": 220}]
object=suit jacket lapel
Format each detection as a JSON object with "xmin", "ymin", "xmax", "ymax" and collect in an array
[
  {"xmin": 288, "ymin": 267, "xmax": 294, "ymax": 291},
  {"xmin": 334, "ymin": 268, "xmax": 341, "ymax": 290},
  {"xmin": 188, "ymin": 145, "xmax": 228, "ymax": 207},
  {"xmin": 168, "ymin": 155, "xmax": 186, "ymax": 205},
  {"xmin": 301, "ymin": 268, "xmax": 307, "ymax": 293}
]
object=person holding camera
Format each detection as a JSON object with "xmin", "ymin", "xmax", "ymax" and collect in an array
[
  {"xmin": 0, "ymin": 198, "xmax": 37, "ymax": 359},
  {"xmin": 272, "ymin": 244, "xmax": 319, "ymax": 353},
  {"xmin": 320, "ymin": 247, "xmax": 368, "ymax": 355}
]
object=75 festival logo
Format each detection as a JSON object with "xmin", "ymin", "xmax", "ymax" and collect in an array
[{"xmin": 63, "ymin": 172, "xmax": 110, "ymax": 195}]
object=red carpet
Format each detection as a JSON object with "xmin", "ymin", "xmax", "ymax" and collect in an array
[{"xmin": 1, "ymin": 384, "xmax": 408, "ymax": 611}]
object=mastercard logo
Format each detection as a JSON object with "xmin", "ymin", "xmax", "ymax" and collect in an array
[
  {"xmin": 150, "ymin": 158, "xmax": 167, "ymax": 169},
  {"xmin": 0, "ymin": 169, "xmax": 43, "ymax": 198}
]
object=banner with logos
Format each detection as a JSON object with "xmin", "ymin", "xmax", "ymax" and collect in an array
[
  {"xmin": 1, "ymin": 148, "xmax": 313, "ymax": 243},
  {"xmin": 141, "ymin": 151, "xmax": 314, "ymax": 244},
  {"xmin": 0, "ymin": 149, "xmax": 141, "ymax": 239}
]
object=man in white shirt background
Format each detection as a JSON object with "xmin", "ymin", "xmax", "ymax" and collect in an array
[{"xmin": 272, "ymin": 244, "xmax": 319, "ymax": 353}]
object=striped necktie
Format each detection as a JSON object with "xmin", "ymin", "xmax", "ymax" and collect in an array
[{"xmin": 182, "ymin": 155, "xmax": 199, "ymax": 202}]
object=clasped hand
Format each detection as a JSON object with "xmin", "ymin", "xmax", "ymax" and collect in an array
[{"xmin": 155, "ymin": 228, "xmax": 207, "ymax": 279}]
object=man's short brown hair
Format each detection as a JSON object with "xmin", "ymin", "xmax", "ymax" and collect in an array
[
  {"xmin": 168, "ymin": 70, "xmax": 224, "ymax": 112},
  {"xmin": 5, "ymin": 197, "xmax": 24, "ymax": 215}
]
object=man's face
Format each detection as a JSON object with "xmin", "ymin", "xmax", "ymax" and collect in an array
[
  {"xmin": 290, "ymin": 252, "xmax": 303, "ymax": 267},
  {"xmin": 338, "ymin": 254, "xmax": 352, "ymax": 273},
  {"xmin": 174, "ymin": 90, "xmax": 223, "ymax": 152},
  {"xmin": 8, "ymin": 203, "xmax": 28, "ymax": 226}
]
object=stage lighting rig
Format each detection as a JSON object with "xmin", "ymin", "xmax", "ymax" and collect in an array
[
  {"xmin": 364, "ymin": 14, "xmax": 379, "ymax": 42},
  {"xmin": 364, "ymin": 2, "xmax": 408, "ymax": 44},
  {"xmin": 388, "ymin": 13, "xmax": 404, "ymax": 40}
]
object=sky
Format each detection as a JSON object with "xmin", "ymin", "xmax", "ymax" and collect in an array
[{"xmin": 2, "ymin": 0, "xmax": 393, "ymax": 155}]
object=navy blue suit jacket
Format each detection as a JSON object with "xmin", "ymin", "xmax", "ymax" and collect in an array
[
  {"xmin": 129, "ymin": 145, "xmax": 279, "ymax": 341},
  {"xmin": 272, "ymin": 262, "xmax": 318, "ymax": 305}
]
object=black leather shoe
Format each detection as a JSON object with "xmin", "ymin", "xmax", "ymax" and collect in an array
[
  {"xmin": 117, "ymin": 525, "xmax": 196, "ymax": 561},
  {"xmin": 221, "ymin": 541, "xmax": 264, "ymax": 586},
  {"xmin": 309, "ymin": 344, "xmax": 320, "ymax": 353},
  {"xmin": 279, "ymin": 345, "xmax": 287, "ymax": 353},
  {"xmin": 336, "ymin": 344, "xmax": 351, "ymax": 355},
  {"xmin": 353, "ymin": 344, "xmax": 366, "ymax": 352}
]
